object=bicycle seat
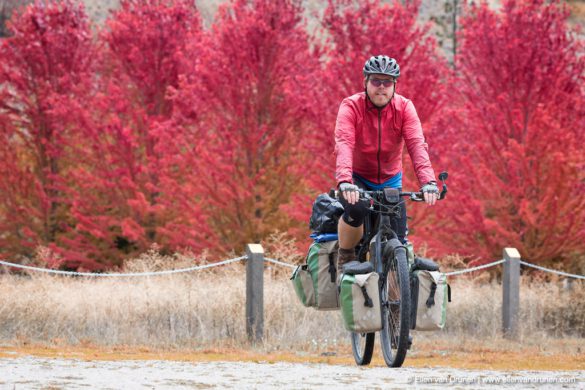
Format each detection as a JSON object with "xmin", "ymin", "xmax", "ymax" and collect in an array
[
  {"xmin": 412, "ymin": 257, "xmax": 439, "ymax": 272},
  {"xmin": 342, "ymin": 261, "xmax": 374, "ymax": 275}
]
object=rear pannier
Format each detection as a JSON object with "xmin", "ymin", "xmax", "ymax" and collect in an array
[
  {"xmin": 291, "ymin": 239, "xmax": 340, "ymax": 310},
  {"xmin": 410, "ymin": 270, "xmax": 450, "ymax": 331},
  {"xmin": 291, "ymin": 264, "xmax": 315, "ymax": 307}
]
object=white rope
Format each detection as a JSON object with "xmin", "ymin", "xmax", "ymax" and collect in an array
[
  {"xmin": 0, "ymin": 256, "xmax": 247, "ymax": 277},
  {"xmin": 445, "ymin": 259, "xmax": 506, "ymax": 276},
  {"xmin": 520, "ymin": 261, "xmax": 585, "ymax": 280},
  {"xmin": 264, "ymin": 257, "xmax": 297, "ymax": 269},
  {"xmin": 3, "ymin": 254, "xmax": 581, "ymax": 280}
]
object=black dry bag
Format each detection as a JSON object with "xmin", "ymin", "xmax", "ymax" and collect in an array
[{"xmin": 309, "ymin": 193, "xmax": 344, "ymax": 234}]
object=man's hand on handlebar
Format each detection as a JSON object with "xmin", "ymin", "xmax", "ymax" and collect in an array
[
  {"xmin": 421, "ymin": 181, "xmax": 439, "ymax": 206},
  {"xmin": 339, "ymin": 182, "xmax": 360, "ymax": 205}
]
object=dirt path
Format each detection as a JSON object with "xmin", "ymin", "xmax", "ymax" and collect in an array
[{"xmin": 1, "ymin": 355, "xmax": 583, "ymax": 389}]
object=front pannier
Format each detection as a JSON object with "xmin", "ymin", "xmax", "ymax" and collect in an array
[{"xmin": 339, "ymin": 272, "xmax": 382, "ymax": 332}]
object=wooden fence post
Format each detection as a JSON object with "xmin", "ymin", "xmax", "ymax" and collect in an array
[
  {"xmin": 502, "ymin": 247, "xmax": 521, "ymax": 339},
  {"xmin": 246, "ymin": 244, "xmax": 264, "ymax": 343}
]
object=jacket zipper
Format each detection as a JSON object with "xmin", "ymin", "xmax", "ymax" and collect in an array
[{"xmin": 377, "ymin": 109, "xmax": 382, "ymax": 183}]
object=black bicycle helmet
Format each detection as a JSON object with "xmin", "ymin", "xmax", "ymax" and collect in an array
[{"xmin": 363, "ymin": 55, "xmax": 400, "ymax": 78}]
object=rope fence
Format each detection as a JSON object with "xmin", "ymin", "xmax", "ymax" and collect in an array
[
  {"xmin": 0, "ymin": 255, "xmax": 583, "ymax": 279},
  {"xmin": 519, "ymin": 260, "xmax": 585, "ymax": 280},
  {"xmin": 444, "ymin": 259, "xmax": 506, "ymax": 276},
  {"xmin": 0, "ymin": 256, "xmax": 247, "ymax": 277},
  {"xmin": 1, "ymin": 245, "xmax": 584, "ymax": 342},
  {"xmin": 264, "ymin": 257, "xmax": 296, "ymax": 269}
]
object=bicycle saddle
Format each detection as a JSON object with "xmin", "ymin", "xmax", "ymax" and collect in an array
[
  {"xmin": 412, "ymin": 257, "xmax": 440, "ymax": 272},
  {"xmin": 342, "ymin": 261, "xmax": 374, "ymax": 275}
]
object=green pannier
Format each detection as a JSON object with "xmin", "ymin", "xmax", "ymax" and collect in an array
[
  {"xmin": 410, "ymin": 270, "xmax": 450, "ymax": 331},
  {"xmin": 340, "ymin": 272, "xmax": 382, "ymax": 332},
  {"xmin": 291, "ymin": 264, "xmax": 315, "ymax": 307},
  {"xmin": 291, "ymin": 240, "xmax": 339, "ymax": 310},
  {"xmin": 307, "ymin": 240, "xmax": 339, "ymax": 310}
]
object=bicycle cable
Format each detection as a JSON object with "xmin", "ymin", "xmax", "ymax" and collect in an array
[{"xmin": 364, "ymin": 194, "xmax": 406, "ymax": 216}]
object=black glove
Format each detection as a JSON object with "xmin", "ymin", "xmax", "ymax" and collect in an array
[
  {"xmin": 339, "ymin": 182, "xmax": 360, "ymax": 202},
  {"xmin": 421, "ymin": 181, "xmax": 439, "ymax": 194},
  {"xmin": 339, "ymin": 182, "xmax": 359, "ymax": 193}
]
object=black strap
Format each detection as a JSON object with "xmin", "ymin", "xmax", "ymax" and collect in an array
[
  {"xmin": 448, "ymin": 283, "xmax": 451, "ymax": 302},
  {"xmin": 328, "ymin": 252, "xmax": 336, "ymax": 283},
  {"xmin": 426, "ymin": 282, "xmax": 437, "ymax": 308},
  {"xmin": 410, "ymin": 273, "xmax": 419, "ymax": 330},
  {"xmin": 360, "ymin": 286, "xmax": 373, "ymax": 308}
]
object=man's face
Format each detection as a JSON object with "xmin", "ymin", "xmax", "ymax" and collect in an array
[{"xmin": 365, "ymin": 74, "xmax": 395, "ymax": 107}]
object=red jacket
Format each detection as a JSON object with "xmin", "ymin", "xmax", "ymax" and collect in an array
[{"xmin": 334, "ymin": 92, "xmax": 435, "ymax": 186}]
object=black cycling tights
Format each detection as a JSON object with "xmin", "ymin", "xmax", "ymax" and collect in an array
[{"xmin": 338, "ymin": 176, "xmax": 408, "ymax": 244}]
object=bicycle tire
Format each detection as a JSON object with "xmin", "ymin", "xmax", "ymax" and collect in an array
[
  {"xmin": 350, "ymin": 331, "xmax": 375, "ymax": 365},
  {"xmin": 379, "ymin": 247, "xmax": 411, "ymax": 367}
]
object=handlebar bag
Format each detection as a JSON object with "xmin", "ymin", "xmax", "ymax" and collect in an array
[
  {"xmin": 410, "ymin": 270, "xmax": 451, "ymax": 331},
  {"xmin": 309, "ymin": 193, "xmax": 344, "ymax": 234},
  {"xmin": 340, "ymin": 272, "xmax": 382, "ymax": 332},
  {"xmin": 291, "ymin": 240, "xmax": 340, "ymax": 310}
]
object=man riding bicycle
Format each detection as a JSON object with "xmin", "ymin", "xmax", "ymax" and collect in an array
[{"xmin": 335, "ymin": 55, "xmax": 439, "ymax": 273}]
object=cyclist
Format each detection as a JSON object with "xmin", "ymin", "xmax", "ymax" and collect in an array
[{"xmin": 335, "ymin": 55, "xmax": 439, "ymax": 272}]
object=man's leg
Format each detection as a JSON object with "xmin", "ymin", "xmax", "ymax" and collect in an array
[
  {"xmin": 337, "ymin": 177, "xmax": 369, "ymax": 271},
  {"xmin": 339, "ymin": 218, "xmax": 363, "ymax": 249},
  {"xmin": 338, "ymin": 218, "xmax": 363, "ymax": 267}
]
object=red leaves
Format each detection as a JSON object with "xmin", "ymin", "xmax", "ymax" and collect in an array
[
  {"xmin": 0, "ymin": 0, "xmax": 94, "ymax": 261},
  {"xmin": 103, "ymin": 0, "xmax": 200, "ymax": 117},
  {"xmin": 418, "ymin": 0, "xmax": 585, "ymax": 267},
  {"xmin": 171, "ymin": 0, "xmax": 320, "ymax": 253},
  {"xmin": 62, "ymin": 0, "xmax": 212, "ymax": 268},
  {"xmin": 0, "ymin": 0, "xmax": 582, "ymax": 270}
]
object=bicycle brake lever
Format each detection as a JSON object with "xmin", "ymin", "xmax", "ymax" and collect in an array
[
  {"xmin": 358, "ymin": 189, "xmax": 372, "ymax": 200},
  {"xmin": 439, "ymin": 171, "xmax": 448, "ymax": 200},
  {"xmin": 410, "ymin": 193, "xmax": 425, "ymax": 202}
]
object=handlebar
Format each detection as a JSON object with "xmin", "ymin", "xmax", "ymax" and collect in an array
[{"xmin": 331, "ymin": 171, "xmax": 449, "ymax": 204}]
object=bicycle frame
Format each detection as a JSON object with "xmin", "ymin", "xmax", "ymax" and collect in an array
[{"xmin": 357, "ymin": 200, "xmax": 401, "ymax": 274}]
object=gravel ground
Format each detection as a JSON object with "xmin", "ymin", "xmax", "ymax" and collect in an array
[{"xmin": 0, "ymin": 356, "xmax": 583, "ymax": 389}]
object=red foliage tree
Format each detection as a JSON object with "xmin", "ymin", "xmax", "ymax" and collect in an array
[
  {"xmin": 418, "ymin": 0, "xmax": 585, "ymax": 267},
  {"xmin": 173, "ymin": 0, "xmax": 321, "ymax": 253},
  {"xmin": 59, "ymin": 0, "xmax": 213, "ymax": 269},
  {"xmin": 0, "ymin": 1, "xmax": 94, "ymax": 263}
]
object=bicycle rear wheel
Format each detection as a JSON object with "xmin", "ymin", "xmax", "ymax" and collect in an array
[
  {"xmin": 379, "ymin": 246, "xmax": 411, "ymax": 367},
  {"xmin": 350, "ymin": 331, "xmax": 374, "ymax": 365}
]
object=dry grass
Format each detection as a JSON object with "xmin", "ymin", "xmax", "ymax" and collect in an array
[
  {"xmin": 0, "ymin": 248, "xmax": 338, "ymax": 351},
  {"xmin": 446, "ymin": 278, "xmax": 585, "ymax": 340},
  {"xmin": 0, "ymin": 250, "xmax": 583, "ymax": 363}
]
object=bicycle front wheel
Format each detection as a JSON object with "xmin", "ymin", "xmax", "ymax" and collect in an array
[
  {"xmin": 350, "ymin": 331, "xmax": 374, "ymax": 365},
  {"xmin": 379, "ymin": 246, "xmax": 411, "ymax": 367}
]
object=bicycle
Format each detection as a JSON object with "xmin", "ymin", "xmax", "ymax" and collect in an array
[{"xmin": 337, "ymin": 172, "xmax": 448, "ymax": 367}]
